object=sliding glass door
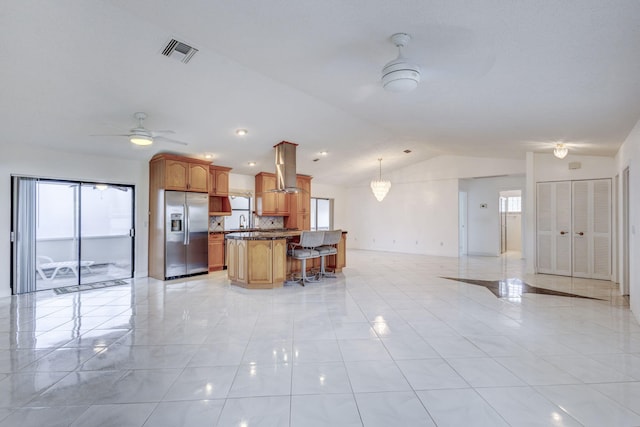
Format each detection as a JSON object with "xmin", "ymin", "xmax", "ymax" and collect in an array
[
  {"xmin": 80, "ymin": 183, "xmax": 134, "ymax": 286},
  {"xmin": 11, "ymin": 177, "xmax": 135, "ymax": 294}
]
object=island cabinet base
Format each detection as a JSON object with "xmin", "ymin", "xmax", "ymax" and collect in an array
[
  {"xmin": 286, "ymin": 231, "xmax": 347, "ymax": 277},
  {"xmin": 227, "ymin": 238, "xmax": 287, "ymax": 289}
]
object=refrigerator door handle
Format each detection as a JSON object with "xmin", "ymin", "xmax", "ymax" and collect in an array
[
  {"xmin": 183, "ymin": 204, "xmax": 188, "ymax": 245},
  {"xmin": 185, "ymin": 204, "xmax": 190, "ymax": 245}
]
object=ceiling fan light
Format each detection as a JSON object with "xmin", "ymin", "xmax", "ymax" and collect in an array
[
  {"xmin": 381, "ymin": 33, "xmax": 420, "ymax": 92},
  {"xmin": 382, "ymin": 60, "xmax": 420, "ymax": 92},
  {"xmin": 554, "ymin": 143, "xmax": 568, "ymax": 159},
  {"xmin": 130, "ymin": 135, "xmax": 153, "ymax": 146}
]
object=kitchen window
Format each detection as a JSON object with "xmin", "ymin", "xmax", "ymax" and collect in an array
[
  {"xmin": 310, "ymin": 197, "xmax": 333, "ymax": 231},
  {"xmin": 229, "ymin": 195, "xmax": 252, "ymax": 229}
]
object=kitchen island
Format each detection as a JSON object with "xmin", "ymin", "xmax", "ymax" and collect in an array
[{"xmin": 225, "ymin": 230, "xmax": 347, "ymax": 289}]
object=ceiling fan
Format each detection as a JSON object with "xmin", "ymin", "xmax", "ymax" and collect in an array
[{"xmin": 91, "ymin": 112, "xmax": 188, "ymax": 146}]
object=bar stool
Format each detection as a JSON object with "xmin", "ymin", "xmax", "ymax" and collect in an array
[
  {"xmin": 288, "ymin": 231, "xmax": 324, "ymax": 286},
  {"xmin": 317, "ymin": 230, "xmax": 342, "ymax": 278}
]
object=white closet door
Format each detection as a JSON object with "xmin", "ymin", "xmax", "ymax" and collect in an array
[
  {"xmin": 536, "ymin": 181, "xmax": 572, "ymax": 276},
  {"xmin": 592, "ymin": 179, "xmax": 611, "ymax": 279},
  {"xmin": 554, "ymin": 181, "xmax": 572, "ymax": 275},
  {"xmin": 536, "ymin": 182, "xmax": 553, "ymax": 274},
  {"xmin": 572, "ymin": 181, "xmax": 590, "ymax": 277},
  {"xmin": 572, "ymin": 179, "xmax": 611, "ymax": 279}
]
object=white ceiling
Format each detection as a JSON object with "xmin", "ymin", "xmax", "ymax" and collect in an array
[{"xmin": 2, "ymin": 1, "xmax": 640, "ymax": 185}]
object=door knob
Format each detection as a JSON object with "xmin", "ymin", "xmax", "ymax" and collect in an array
[
  {"xmin": 575, "ymin": 231, "xmax": 584, "ymax": 236},
  {"xmin": 560, "ymin": 231, "xmax": 567, "ymax": 235}
]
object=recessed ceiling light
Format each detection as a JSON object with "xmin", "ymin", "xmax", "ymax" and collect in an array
[
  {"xmin": 248, "ymin": 161, "xmax": 256, "ymax": 166},
  {"xmin": 319, "ymin": 151, "xmax": 328, "ymax": 156},
  {"xmin": 236, "ymin": 128, "xmax": 248, "ymax": 136},
  {"xmin": 204, "ymin": 153, "xmax": 213, "ymax": 159}
]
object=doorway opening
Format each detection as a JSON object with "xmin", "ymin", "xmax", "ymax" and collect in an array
[
  {"xmin": 11, "ymin": 177, "xmax": 135, "ymax": 294},
  {"xmin": 499, "ymin": 190, "xmax": 522, "ymax": 256}
]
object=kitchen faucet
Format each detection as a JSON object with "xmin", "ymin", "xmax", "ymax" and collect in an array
[{"xmin": 239, "ymin": 214, "xmax": 247, "ymax": 229}]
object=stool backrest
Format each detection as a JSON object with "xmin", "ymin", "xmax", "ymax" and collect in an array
[
  {"xmin": 299, "ymin": 231, "xmax": 325, "ymax": 248},
  {"xmin": 322, "ymin": 230, "xmax": 342, "ymax": 246}
]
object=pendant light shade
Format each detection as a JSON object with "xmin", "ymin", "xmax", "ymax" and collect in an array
[
  {"xmin": 370, "ymin": 158, "xmax": 391, "ymax": 202},
  {"xmin": 553, "ymin": 143, "xmax": 568, "ymax": 159}
]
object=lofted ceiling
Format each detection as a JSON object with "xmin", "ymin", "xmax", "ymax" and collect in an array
[{"xmin": 2, "ymin": 1, "xmax": 640, "ymax": 185}]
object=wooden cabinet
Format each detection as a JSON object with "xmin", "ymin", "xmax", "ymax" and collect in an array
[
  {"xmin": 255, "ymin": 172, "xmax": 290, "ymax": 216},
  {"xmin": 272, "ymin": 239, "xmax": 287, "ymax": 283},
  {"xmin": 326, "ymin": 232, "xmax": 347, "ymax": 272},
  {"xmin": 208, "ymin": 233, "xmax": 225, "ymax": 272},
  {"xmin": 247, "ymin": 240, "xmax": 273, "ymax": 284},
  {"xmin": 150, "ymin": 153, "xmax": 210, "ymax": 193},
  {"xmin": 209, "ymin": 166, "xmax": 231, "ymax": 196},
  {"xmin": 188, "ymin": 163, "xmax": 209, "ymax": 192},
  {"xmin": 208, "ymin": 165, "xmax": 232, "ymax": 215},
  {"xmin": 226, "ymin": 238, "xmax": 286, "ymax": 288},
  {"xmin": 165, "ymin": 159, "xmax": 188, "ymax": 190},
  {"xmin": 227, "ymin": 239, "xmax": 247, "ymax": 282},
  {"xmin": 286, "ymin": 175, "xmax": 312, "ymax": 230}
]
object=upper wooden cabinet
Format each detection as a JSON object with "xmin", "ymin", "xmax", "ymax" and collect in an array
[
  {"xmin": 255, "ymin": 172, "xmax": 290, "ymax": 216},
  {"xmin": 150, "ymin": 154, "xmax": 211, "ymax": 193},
  {"xmin": 286, "ymin": 175, "xmax": 312, "ymax": 230},
  {"xmin": 296, "ymin": 175, "xmax": 311, "ymax": 214},
  {"xmin": 209, "ymin": 165, "xmax": 231, "ymax": 196},
  {"xmin": 209, "ymin": 165, "xmax": 232, "ymax": 215}
]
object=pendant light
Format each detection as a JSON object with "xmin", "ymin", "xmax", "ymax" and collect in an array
[
  {"xmin": 370, "ymin": 158, "xmax": 391, "ymax": 202},
  {"xmin": 553, "ymin": 143, "xmax": 568, "ymax": 159}
]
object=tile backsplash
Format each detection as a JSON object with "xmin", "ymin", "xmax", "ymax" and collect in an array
[
  {"xmin": 209, "ymin": 216, "xmax": 225, "ymax": 231},
  {"xmin": 209, "ymin": 215, "xmax": 284, "ymax": 231},
  {"xmin": 255, "ymin": 216, "xmax": 284, "ymax": 229}
]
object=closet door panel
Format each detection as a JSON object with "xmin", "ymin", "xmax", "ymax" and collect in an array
[
  {"xmin": 572, "ymin": 181, "xmax": 590, "ymax": 278},
  {"xmin": 555, "ymin": 181, "xmax": 572, "ymax": 275},
  {"xmin": 592, "ymin": 179, "xmax": 611, "ymax": 279},
  {"xmin": 536, "ymin": 183, "xmax": 553, "ymax": 274}
]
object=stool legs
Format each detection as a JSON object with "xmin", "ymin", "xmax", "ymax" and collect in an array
[{"xmin": 320, "ymin": 255, "xmax": 336, "ymax": 278}]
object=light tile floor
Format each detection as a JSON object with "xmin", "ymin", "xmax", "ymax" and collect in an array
[{"xmin": 0, "ymin": 249, "xmax": 639, "ymax": 426}]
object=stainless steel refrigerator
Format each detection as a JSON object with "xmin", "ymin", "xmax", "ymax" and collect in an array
[{"xmin": 165, "ymin": 191, "xmax": 209, "ymax": 278}]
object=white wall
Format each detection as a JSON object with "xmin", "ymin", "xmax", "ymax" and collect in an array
[
  {"xmin": 345, "ymin": 155, "xmax": 526, "ymax": 257},
  {"xmin": 0, "ymin": 144, "xmax": 149, "ymax": 297},
  {"xmin": 462, "ymin": 176, "xmax": 526, "ymax": 256},
  {"xmin": 534, "ymin": 153, "xmax": 615, "ymax": 181},
  {"xmin": 615, "ymin": 117, "xmax": 640, "ymax": 321}
]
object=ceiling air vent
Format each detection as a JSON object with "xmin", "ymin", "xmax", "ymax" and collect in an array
[{"xmin": 161, "ymin": 39, "xmax": 198, "ymax": 64}]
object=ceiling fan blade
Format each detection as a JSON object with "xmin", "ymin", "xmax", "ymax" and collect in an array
[
  {"xmin": 155, "ymin": 136, "xmax": 189, "ymax": 146},
  {"xmin": 90, "ymin": 134, "xmax": 129, "ymax": 137},
  {"xmin": 151, "ymin": 130, "xmax": 176, "ymax": 135}
]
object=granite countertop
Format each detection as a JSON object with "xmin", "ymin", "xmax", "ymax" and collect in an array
[
  {"xmin": 225, "ymin": 230, "xmax": 302, "ymax": 240},
  {"xmin": 225, "ymin": 230, "xmax": 347, "ymax": 240},
  {"xmin": 210, "ymin": 228, "xmax": 297, "ymax": 235}
]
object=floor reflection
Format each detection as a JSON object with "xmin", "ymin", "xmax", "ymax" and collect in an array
[{"xmin": 442, "ymin": 277, "xmax": 604, "ymax": 300}]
